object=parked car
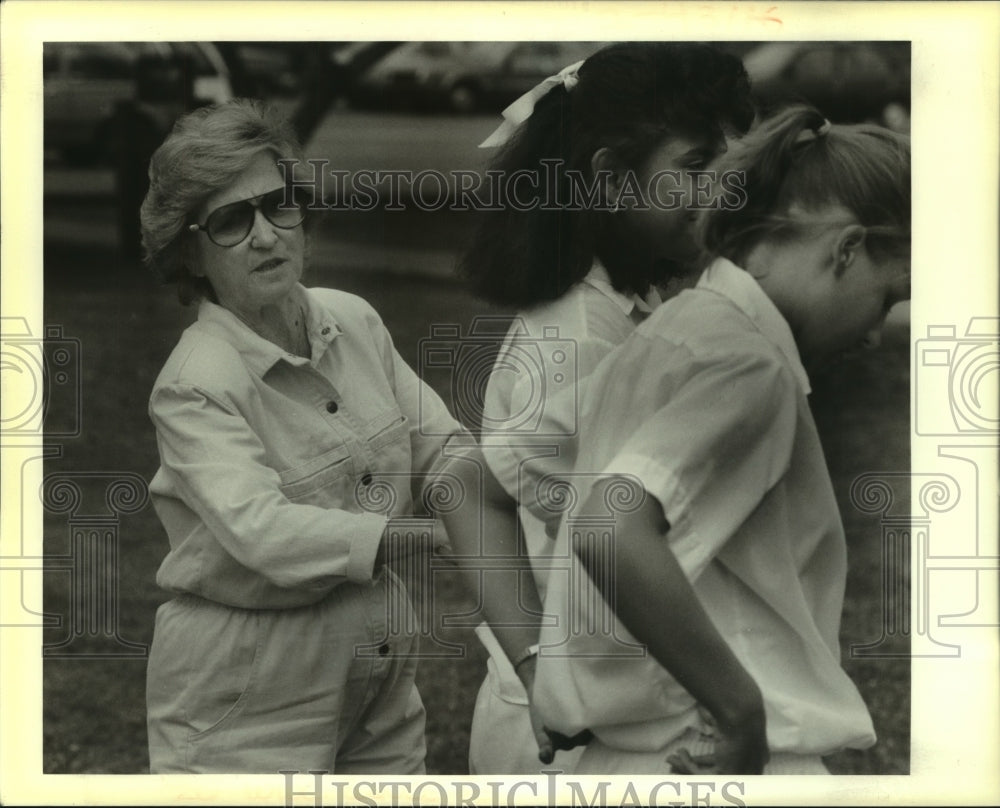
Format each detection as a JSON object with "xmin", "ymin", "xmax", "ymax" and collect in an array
[
  {"xmin": 742, "ymin": 41, "xmax": 910, "ymax": 130},
  {"xmin": 43, "ymin": 41, "xmax": 232, "ymax": 164},
  {"xmin": 352, "ymin": 41, "xmax": 604, "ymax": 113},
  {"xmin": 330, "ymin": 41, "xmax": 405, "ymax": 101}
]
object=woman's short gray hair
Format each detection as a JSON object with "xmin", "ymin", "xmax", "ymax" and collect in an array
[{"xmin": 140, "ymin": 98, "xmax": 305, "ymax": 305}]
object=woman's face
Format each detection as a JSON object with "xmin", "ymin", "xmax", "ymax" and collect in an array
[
  {"xmin": 189, "ymin": 150, "xmax": 305, "ymax": 318},
  {"xmin": 616, "ymin": 132, "xmax": 727, "ymax": 275},
  {"xmin": 799, "ymin": 249, "xmax": 911, "ymax": 367}
]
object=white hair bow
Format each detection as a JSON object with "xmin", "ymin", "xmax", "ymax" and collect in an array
[{"xmin": 479, "ymin": 59, "xmax": 585, "ymax": 149}]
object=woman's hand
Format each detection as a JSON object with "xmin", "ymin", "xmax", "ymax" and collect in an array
[
  {"xmin": 573, "ymin": 479, "xmax": 770, "ymax": 775},
  {"xmin": 517, "ymin": 656, "xmax": 555, "ymax": 764},
  {"xmin": 518, "ymin": 654, "xmax": 594, "ymax": 764},
  {"xmin": 667, "ymin": 704, "xmax": 768, "ymax": 774},
  {"xmin": 708, "ymin": 702, "xmax": 769, "ymax": 774}
]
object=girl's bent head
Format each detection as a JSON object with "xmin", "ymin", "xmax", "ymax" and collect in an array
[
  {"xmin": 461, "ymin": 42, "xmax": 755, "ymax": 308},
  {"xmin": 698, "ymin": 105, "xmax": 911, "ymax": 367}
]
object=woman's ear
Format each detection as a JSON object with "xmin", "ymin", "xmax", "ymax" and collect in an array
[
  {"xmin": 832, "ymin": 224, "xmax": 866, "ymax": 275},
  {"xmin": 591, "ymin": 147, "xmax": 627, "ymax": 204}
]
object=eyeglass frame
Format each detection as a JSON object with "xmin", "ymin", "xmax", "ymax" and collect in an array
[{"xmin": 187, "ymin": 186, "xmax": 306, "ymax": 248}]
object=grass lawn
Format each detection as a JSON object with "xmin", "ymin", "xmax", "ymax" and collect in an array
[{"xmin": 41, "ymin": 239, "xmax": 910, "ymax": 775}]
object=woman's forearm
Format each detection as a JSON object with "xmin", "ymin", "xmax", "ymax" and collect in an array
[{"xmin": 434, "ymin": 447, "xmax": 543, "ymax": 676}]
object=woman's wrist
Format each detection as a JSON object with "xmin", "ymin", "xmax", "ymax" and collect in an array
[
  {"xmin": 511, "ymin": 643, "xmax": 539, "ymax": 672},
  {"xmin": 708, "ymin": 675, "xmax": 765, "ymax": 733}
]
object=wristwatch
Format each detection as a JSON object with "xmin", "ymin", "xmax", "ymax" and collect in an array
[{"xmin": 511, "ymin": 643, "xmax": 540, "ymax": 672}]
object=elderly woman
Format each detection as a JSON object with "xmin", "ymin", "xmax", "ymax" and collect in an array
[{"xmin": 141, "ymin": 99, "xmax": 544, "ymax": 774}]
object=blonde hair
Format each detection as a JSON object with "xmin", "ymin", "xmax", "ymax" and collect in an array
[{"xmin": 697, "ymin": 105, "xmax": 910, "ymax": 267}]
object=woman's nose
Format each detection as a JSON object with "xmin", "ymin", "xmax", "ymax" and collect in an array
[{"xmin": 249, "ymin": 209, "xmax": 278, "ymax": 247}]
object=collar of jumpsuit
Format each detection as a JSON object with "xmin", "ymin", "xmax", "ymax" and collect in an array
[{"xmin": 195, "ymin": 283, "xmax": 344, "ymax": 375}]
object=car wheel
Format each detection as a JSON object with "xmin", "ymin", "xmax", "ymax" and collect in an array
[{"xmin": 448, "ymin": 81, "xmax": 479, "ymax": 113}]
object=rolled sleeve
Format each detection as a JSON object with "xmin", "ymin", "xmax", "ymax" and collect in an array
[
  {"xmin": 372, "ymin": 322, "xmax": 469, "ymax": 503},
  {"xmin": 601, "ymin": 350, "xmax": 798, "ymax": 582},
  {"xmin": 481, "ymin": 331, "xmax": 616, "ymax": 527}
]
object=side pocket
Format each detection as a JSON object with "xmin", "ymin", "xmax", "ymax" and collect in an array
[{"xmin": 185, "ymin": 610, "xmax": 262, "ymax": 741}]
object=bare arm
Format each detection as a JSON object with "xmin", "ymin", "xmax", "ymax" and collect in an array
[
  {"xmin": 432, "ymin": 443, "xmax": 565, "ymax": 762},
  {"xmin": 572, "ymin": 476, "xmax": 769, "ymax": 774}
]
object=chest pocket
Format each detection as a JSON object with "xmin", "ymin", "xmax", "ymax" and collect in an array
[
  {"xmin": 365, "ymin": 408, "xmax": 409, "ymax": 450},
  {"xmin": 363, "ymin": 409, "xmax": 412, "ymax": 476},
  {"xmin": 278, "ymin": 444, "xmax": 353, "ymax": 506},
  {"xmin": 277, "ymin": 407, "xmax": 413, "ymax": 512},
  {"xmin": 355, "ymin": 409, "xmax": 414, "ymax": 514}
]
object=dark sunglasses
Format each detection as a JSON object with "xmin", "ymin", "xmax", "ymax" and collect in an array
[{"xmin": 188, "ymin": 187, "xmax": 305, "ymax": 248}]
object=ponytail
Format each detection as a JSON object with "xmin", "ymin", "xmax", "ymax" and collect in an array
[
  {"xmin": 459, "ymin": 42, "xmax": 755, "ymax": 308},
  {"xmin": 698, "ymin": 105, "xmax": 910, "ymax": 266}
]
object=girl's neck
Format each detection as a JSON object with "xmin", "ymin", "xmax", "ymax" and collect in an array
[
  {"xmin": 742, "ymin": 239, "xmax": 822, "ymax": 342},
  {"xmin": 594, "ymin": 237, "xmax": 652, "ymax": 299}
]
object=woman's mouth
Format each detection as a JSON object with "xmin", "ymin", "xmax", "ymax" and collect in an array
[{"xmin": 253, "ymin": 258, "xmax": 285, "ymax": 273}]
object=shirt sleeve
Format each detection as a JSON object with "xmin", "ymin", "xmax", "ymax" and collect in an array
[
  {"xmin": 482, "ymin": 332, "xmax": 621, "ymax": 529},
  {"xmin": 150, "ymin": 382, "xmax": 387, "ymax": 591},
  {"xmin": 600, "ymin": 347, "xmax": 799, "ymax": 583},
  {"xmin": 358, "ymin": 302, "xmax": 470, "ymax": 506}
]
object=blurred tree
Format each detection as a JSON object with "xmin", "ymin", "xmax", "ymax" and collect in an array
[
  {"xmin": 290, "ymin": 43, "xmax": 339, "ymax": 145},
  {"xmin": 111, "ymin": 54, "xmax": 194, "ymax": 262},
  {"xmin": 211, "ymin": 43, "xmax": 257, "ymax": 98}
]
